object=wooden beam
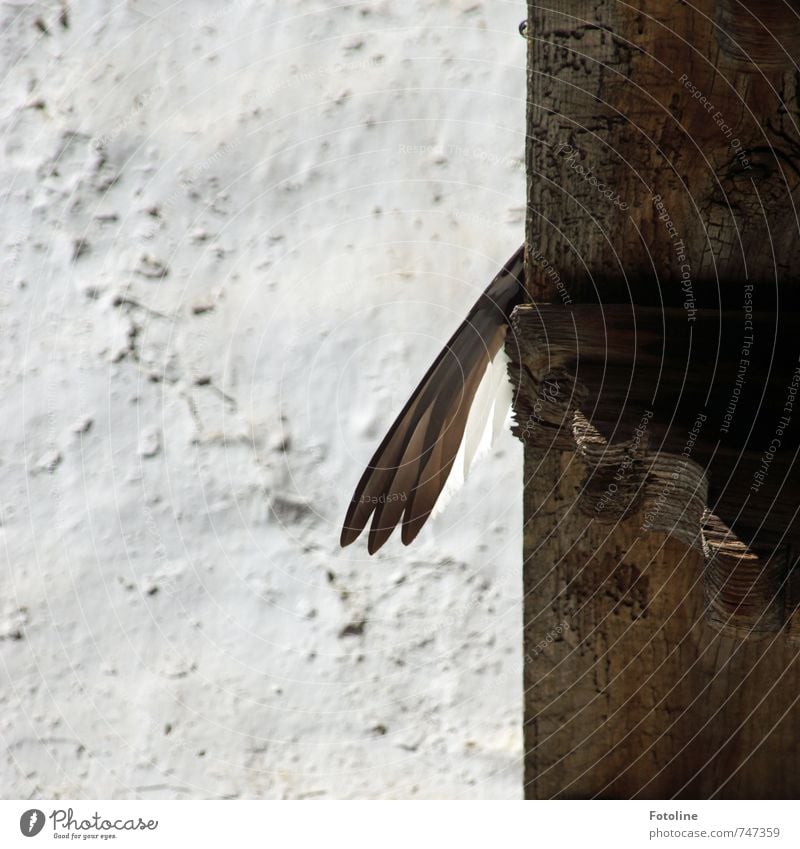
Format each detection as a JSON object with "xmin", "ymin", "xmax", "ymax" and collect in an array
[
  {"xmin": 509, "ymin": 302, "xmax": 800, "ymax": 637},
  {"xmin": 519, "ymin": 0, "xmax": 800, "ymax": 798}
]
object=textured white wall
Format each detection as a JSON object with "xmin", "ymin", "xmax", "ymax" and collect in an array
[{"xmin": 1, "ymin": 0, "xmax": 527, "ymax": 799}]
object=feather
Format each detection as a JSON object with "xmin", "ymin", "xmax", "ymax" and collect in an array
[
  {"xmin": 340, "ymin": 245, "xmax": 525, "ymax": 553},
  {"xmin": 431, "ymin": 344, "xmax": 512, "ymax": 522}
]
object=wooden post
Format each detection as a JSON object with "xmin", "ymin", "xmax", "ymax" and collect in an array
[{"xmin": 514, "ymin": 0, "xmax": 800, "ymax": 798}]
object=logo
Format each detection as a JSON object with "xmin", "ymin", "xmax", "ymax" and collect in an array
[
  {"xmin": 19, "ymin": 809, "xmax": 45, "ymax": 837},
  {"xmin": 17, "ymin": 807, "xmax": 159, "ymax": 838}
]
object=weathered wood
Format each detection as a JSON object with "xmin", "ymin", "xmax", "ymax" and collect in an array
[
  {"xmin": 511, "ymin": 303, "xmax": 800, "ymax": 550},
  {"xmin": 510, "ymin": 302, "xmax": 800, "ymax": 636},
  {"xmin": 524, "ymin": 0, "xmax": 800, "ymax": 307},
  {"xmin": 519, "ymin": 0, "xmax": 800, "ymax": 798},
  {"xmin": 520, "ymin": 485, "xmax": 800, "ymax": 799}
]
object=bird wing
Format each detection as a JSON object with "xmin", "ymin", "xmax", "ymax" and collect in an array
[{"xmin": 340, "ymin": 245, "xmax": 526, "ymax": 553}]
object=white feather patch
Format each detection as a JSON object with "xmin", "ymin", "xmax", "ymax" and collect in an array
[{"xmin": 430, "ymin": 348, "xmax": 512, "ymax": 520}]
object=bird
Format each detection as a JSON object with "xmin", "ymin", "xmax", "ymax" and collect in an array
[{"xmin": 340, "ymin": 244, "xmax": 527, "ymax": 554}]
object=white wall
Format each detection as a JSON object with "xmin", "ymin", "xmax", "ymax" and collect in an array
[{"xmin": 1, "ymin": 0, "xmax": 527, "ymax": 799}]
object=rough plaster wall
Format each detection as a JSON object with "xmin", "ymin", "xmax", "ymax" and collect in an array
[{"xmin": 1, "ymin": 0, "xmax": 526, "ymax": 799}]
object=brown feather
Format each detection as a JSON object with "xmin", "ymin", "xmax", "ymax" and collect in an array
[
  {"xmin": 367, "ymin": 405, "xmax": 434, "ymax": 554},
  {"xmin": 401, "ymin": 323, "xmax": 507, "ymax": 546},
  {"xmin": 340, "ymin": 245, "xmax": 525, "ymax": 552}
]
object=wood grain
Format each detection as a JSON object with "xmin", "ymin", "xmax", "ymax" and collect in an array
[{"xmin": 519, "ymin": 0, "xmax": 800, "ymax": 799}]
